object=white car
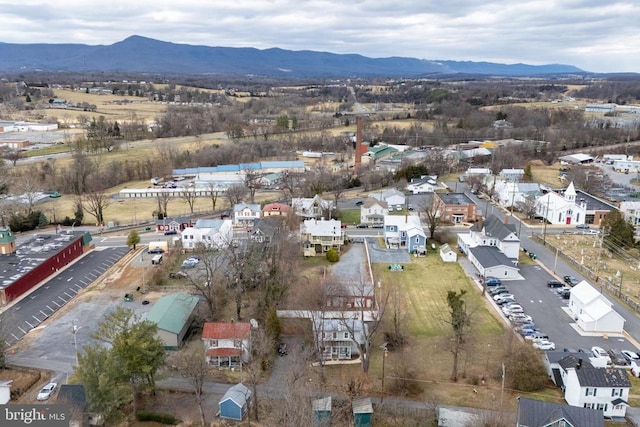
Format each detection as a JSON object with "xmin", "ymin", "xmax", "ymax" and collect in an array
[
  {"xmin": 509, "ymin": 313, "xmax": 533, "ymax": 323},
  {"xmin": 622, "ymin": 350, "xmax": 640, "ymax": 362},
  {"xmin": 494, "ymin": 293, "xmax": 515, "ymax": 302},
  {"xmin": 591, "ymin": 346, "xmax": 612, "ymax": 364},
  {"xmin": 533, "ymin": 340, "xmax": 556, "ymax": 351},
  {"xmin": 502, "ymin": 304, "xmax": 524, "ymax": 316},
  {"xmin": 36, "ymin": 382, "xmax": 57, "ymax": 400}
]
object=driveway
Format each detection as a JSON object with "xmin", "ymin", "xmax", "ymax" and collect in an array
[{"xmin": 366, "ymin": 238, "xmax": 411, "ymax": 264}]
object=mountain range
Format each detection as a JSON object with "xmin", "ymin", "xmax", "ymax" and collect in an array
[{"xmin": 0, "ymin": 35, "xmax": 584, "ymax": 78}]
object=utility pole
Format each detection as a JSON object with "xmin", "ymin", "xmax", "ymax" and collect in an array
[
  {"xmin": 553, "ymin": 246, "xmax": 559, "ymax": 273},
  {"xmin": 542, "ymin": 195, "xmax": 551, "ymax": 246},
  {"xmin": 380, "ymin": 342, "xmax": 388, "ymax": 403}
]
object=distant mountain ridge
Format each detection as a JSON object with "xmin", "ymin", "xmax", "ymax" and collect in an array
[{"xmin": 0, "ymin": 35, "xmax": 584, "ymax": 77}]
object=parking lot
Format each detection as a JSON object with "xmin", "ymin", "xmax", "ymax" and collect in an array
[{"xmin": 486, "ymin": 264, "xmax": 638, "ymax": 356}]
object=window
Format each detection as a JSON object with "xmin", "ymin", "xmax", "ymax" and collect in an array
[
  {"xmin": 585, "ymin": 388, "xmax": 592, "ymax": 396},
  {"xmin": 210, "ymin": 339, "xmax": 218, "ymax": 347},
  {"xmin": 344, "ymin": 332, "xmax": 349, "ymax": 339}
]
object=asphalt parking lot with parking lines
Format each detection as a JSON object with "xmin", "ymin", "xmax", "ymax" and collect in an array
[{"xmin": 5, "ymin": 247, "xmax": 129, "ymax": 346}]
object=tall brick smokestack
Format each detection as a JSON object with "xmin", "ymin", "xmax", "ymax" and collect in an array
[{"xmin": 355, "ymin": 116, "xmax": 363, "ymax": 168}]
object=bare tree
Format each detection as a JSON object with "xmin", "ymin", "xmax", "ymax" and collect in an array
[
  {"xmin": 4, "ymin": 150, "xmax": 23, "ymax": 166},
  {"xmin": 275, "ymin": 345, "xmax": 315, "ymax": 426},
  {"xmin": 207, "ymin": 182, "xmax": 222, "ymax": 212},
  {"xmin": 187, "ymin": 244, "xmax": 228, "ymax": 321},
  {"xmin": 419, "ymin": 194, "xmax": 442, "ymax": 239},
  {"xmin": 181, "ymin": 188, "xmax": 198, "ymax": 214},
  {"xmin": 243, "ymin": 168, "xmax": 262, "ymax": 204},
  {"xmin": 443, "ymin": 290, "xmax": 473, "ymax": 382},
  {"xmin": 244, "ymin": 327, "xmax": 275, "ymax": 422},
  {"xmin": 225, "ymin": 184, "xmax": 248, "ymax": 207},
  {"xmin": 175, "ymin": 345, "xmax": 209, "ymax": 426},
  {"xmin": 516, "ymin": 194, "xmax": 537, "ymax": 219},
  {"xmin": 384, "ymin": 284, "xmax": 409, "ymax": 350},
  {"xmin": 12, "ymin": 172, "xmax": 43, "ymax": 215},
  {"xmin": 82, "ymin": 184, "xmax": 111, "ymax": 226}
]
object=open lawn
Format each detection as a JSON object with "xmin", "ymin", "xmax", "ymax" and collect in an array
[{"xmin": 338, "ymin": 209, "xmax": 360, "ymax": 226}]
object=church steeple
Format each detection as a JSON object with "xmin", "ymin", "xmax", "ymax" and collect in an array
[{"xmin": 564, "ymin": 181, "xmax": 576, "ymax": 203}]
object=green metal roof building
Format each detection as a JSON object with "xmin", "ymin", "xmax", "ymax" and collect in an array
[{"xmin": 145, "ymin": 293, "xmax": 199, "ymax": 349}]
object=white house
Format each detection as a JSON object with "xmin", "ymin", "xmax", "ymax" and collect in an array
[
  {"xmin": 568, "ymin": 281, "xmax": 625, "ymax": 334},
  {"xmin": 312, "ymin": 318, "xmax": 364, "ymax": 361},
  {"xmin": 535, "ymin": 182, "xmax": 587, "ymax": 225},
  {"xmin": 369, "ymin": 189, "xmax": 405, "ymax": 210},
  {"xmin": 406, "ymin": 175, "xmax": 438, "ymax": 194},
  {"xmin": 300, "ymin": 219, "xmax": 345, "ymax": 256},
  {"xmin": 458, "ymin": 215, "xmax": 521, "ymax": 280},
  {"xmin": 496, "ymin": 182, "xmax": 541, "ymax": 209},
  {"xmin": 232, "ymin": 202, "xmax": 261, "ymax": 228},
  {"xmin": 202, "ymin": 322, "xmax": 251, "ymax": 367},
  {"xmin": 181, "ymin": 219, "xmax": 233, "ymax": 249},
  {"xmin": 360, "ymin": 198, "xmax": 388, "ymax": 226},
  {"xmin": 291, "ymin": 194, "xmax": 334, "ymax": 219},
  {"xmin": 618, "ymin": 200, "xmax": 640, "ymax": 227},
  {"xmin": 559, "ymin": 355, "xmax": 630, "ymax": 418}
]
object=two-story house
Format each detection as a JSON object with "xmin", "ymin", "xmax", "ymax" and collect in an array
[
  {"xmin": 457, "ymin": 215, "xmax": 521, "ymax": 280},
  {"xmin": 262, "ymin": 202, "xmax": 290, "ymax": 217},
  {"xmin": 516, "ymin": 396, "xmax": 605, "ymax": 427},
  {"xmin": 202, "ymin": 322, "xmax": 251, "ymax": 367},
  {"xmin": 291, "ymin": 195, "xmax": 334, "ymax": 219},
  {"xmin": 434, "ymin": 192, "xmax": 478, "ymax": 224},
  {"xmin": 300, "ymin": 219, "xmax": 344, "ymax": 256},
  {"xmin": 312, "ymin": 318, "xmax": 365, "ymax": 361},
  {"xmin": 383, "ymin": 215, "xmax": 427, "ymax": 254},
  {"xmin": 233, "ymin": 203, "xmax": 261, "ymax": 228},
  {"xmin": 250, "ymin": 216, "xmax": 283, "ymax": 244},
  {"xmin": 360, "ymin": 197, "xmax": 388, "ymax": 227},
  {"xmin": 181, "ymin": 219, "xmax": 233, "ymax": 249},
  {"xmin": 369, "ymin": 189, "xmax": 405, "ymax": 210},
  {"xmin": 496, "ymin": 182, "xmax": 541, "ymax": 209},
  {"xmin": 557, "ymin": 354, "xmax": 630, "ymax": 418}
]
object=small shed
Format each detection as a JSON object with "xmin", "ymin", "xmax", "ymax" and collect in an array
[
  {"xmin": 352, "ymin": 397, "xmax": 373, "ymax": 427},
  {"xmin": 219, "ymin": 383, "xmax": 252, "ymax": 421},
  {"xmin": 313, "ymin": 396, "xmax": 332, "ymax": 426},
  {"xmin": 439, "ymin": 243, "xmax": 457, "ymax": 263}
]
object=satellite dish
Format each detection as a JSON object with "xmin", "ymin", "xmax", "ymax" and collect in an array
[{"xmin": 250, "ymin": 319, "xmax": 259, "ymax": 329}]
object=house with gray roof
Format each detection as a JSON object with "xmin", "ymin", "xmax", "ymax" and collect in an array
[
  {"xmin": 516, "ymin": 396, "xmax": 604, "ymax": 427},
  {"xmin": 458, "ymin": 214, "xmax": 521, "ymax": 279},
  {"xmin": 359, "ymin": 197, "xmax": 388, "ymax": 227},
  {"xmin": 145, "ymin": 293, "xmax": 199, "ymax": 349},
  {"xmin": 552, "ymin": 354, "xmax": 631, "ymax": 418},
  {"xmin": 406, "ymin": 175, "xmax": 438, "ymax": 194},
  {"xmin": 219, "ymin": 383, "xmax": 252, "ymax": 421},
  {"xmin": 434, "ymin": 192, "xmax": 478, "ymax": 224},
  {"xmin": 181, "ymin": 218, "xmax": 233, "ymax": 249},
  {"xmin": 496, "ymin": 181, "xmax": 541, "ymax": 208},
  {"xmin": 300, "ymin": 219, "xmax": 344, "ymax": 256}
]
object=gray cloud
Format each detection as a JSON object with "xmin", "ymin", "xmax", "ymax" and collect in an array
[{"xmin": 0, "ymin": 0, "xmax": 638, "ymax": 72}]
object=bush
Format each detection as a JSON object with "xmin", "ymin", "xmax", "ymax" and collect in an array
[
  {"xmin": 326, "ymin": 248, "xmax": 340, "ymax": 262},
  {"xmin": 136, "ymin": 410, "xmax": 179, "ymax": 425}
]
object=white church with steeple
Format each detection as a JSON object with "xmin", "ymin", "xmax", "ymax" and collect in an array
[{"xmin": 534, "ymin": 182, "xmax": 587, "ymax": 225}]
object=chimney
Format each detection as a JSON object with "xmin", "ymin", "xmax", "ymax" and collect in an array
[
  {"xmin": 504, "ymin": 215, "xmax": 509, "ymax": 225},
  {"xmin": 577, "ymin": 358, "xmax": 582, "ymax": 369},
  {"xmin": 355, "ymin": 116, "xmax": 363, "ymax": 169},
  {"xmin": 477, "ymin": 216, "xmax": 484, "ymax": 231}
]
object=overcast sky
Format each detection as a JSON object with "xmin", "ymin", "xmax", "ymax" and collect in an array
[{"xmin": 1, "ymin": 0, "xmax": 639, "ymax": 73}]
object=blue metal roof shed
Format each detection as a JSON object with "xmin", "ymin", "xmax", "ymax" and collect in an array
[{"xmin": 219, "ymin": 383, "xmax": 252, "ymax": 421}]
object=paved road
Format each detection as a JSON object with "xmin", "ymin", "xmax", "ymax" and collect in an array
[{"xmin": 4, "ymin": 247, "xmax": 129, "ymax": 347}]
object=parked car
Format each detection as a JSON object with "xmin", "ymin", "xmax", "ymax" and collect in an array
[
  {"xmin": 515, "ymin": 327, "xmax": 537, "ymax": 337},
  {"xmin": 37, "ymin": 382, "xmax": 57, "ymax": 400},
  {"xmin": 278, "ymin": 342, "xmax": 288, "ymax": 356},
  {"xmin": 622, "ymin": 350, "xmax": 640, "ymax": 362},
  {"xmin": 525, "ymin": 332, "xmax": 549, "ymax": 342},
  {"xmin": 576, "ymin": 224, "xmax": 590, "ymax": 230},
  {"xmin": 181, "ymin": 259, "xmax": 198, "ymax": 269},
  {"xmin": 591, "ymin": 346, "xmax": 612, "ymax": 364},
  {"xmin": 164, "ymin": 230, "xmax": 178, "ymax": 235},
  {"xmin": 563, "ymin": 348, "xmax": 579, "ymax": 353},
  {"xmin": 509, "ymin": 313, "xmax": 532, "ymax": 323},
  {"xmin": 147, "ymin": 247, "xmax": 165, "ymax": 254},
  {"xmin": 533, "ymin": 340, "xmax": 556, "ymax": 351},
  {"xmin": 485, "ymin": 277, "xmax": 502, "ymax": 286},
  {"xmin": 496, "ymin": 296, "xmax": 517, "ymax": 306},
  {"xmin": 631, "ymin": 363, "xmax": 640, "ymax": 378},
  {"xmin": 169, "ymin": 271, "xmax": 188, "ymax": 280},
  {"xmin": 356, "ymin": 223, "xmax": 368, "ymax": 228},
  {"xmin": 547, "ymin": 280, "xmax": 564, "ymax": 288},
  {"xmin": 489, "ymin": 286, "xmax": 509, "ymax": 296},
  {"xmin": 502, "ymin": 304, "xmax": 524, "ymax": 316},
  {"xmin": 563, "ymin": 276, "xmax": 580, "ymax": 286},
  {"xmin": 558, "ymin": 288, "xmax": 571, "ymax": 299},
  {"xmin": 494, "ymin": 293, "xmax": 515, "ymax": 302},
  {"xmin": 608, "ymin": 349, "xmax": 630, "ymax": 366}
]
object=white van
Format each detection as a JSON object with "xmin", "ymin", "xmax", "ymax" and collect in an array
[{"xmin": 151, "ymin": 254, "xmax": 163, "ymax": 265}]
